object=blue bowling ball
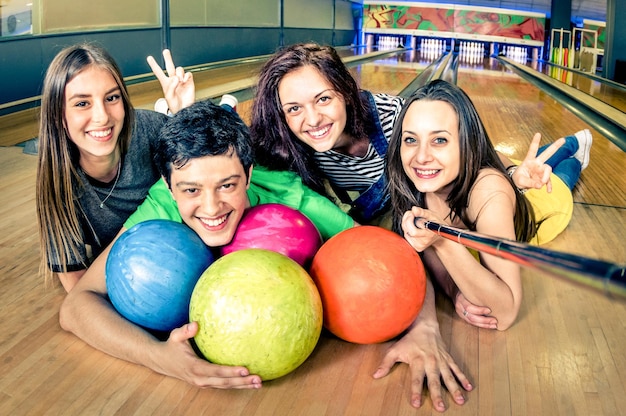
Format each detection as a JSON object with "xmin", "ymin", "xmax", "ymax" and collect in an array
[{"xmin": 106, "ymin": 219, "xmax": 214, "ymax": 332}]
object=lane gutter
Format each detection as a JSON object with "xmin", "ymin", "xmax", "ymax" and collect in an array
[{"xmin": 495, "ymin": 56, "xmax": 626, "ymax": 152}]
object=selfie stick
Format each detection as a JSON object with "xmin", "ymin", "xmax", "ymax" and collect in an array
[{"xmin": 413, "ymin": 217, "xmax": 626, "ymax": 300}]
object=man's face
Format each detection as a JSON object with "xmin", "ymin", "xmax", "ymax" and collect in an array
[{"xmin": 169, "ymin": 152, "xmax": 251, "ymax": 247}]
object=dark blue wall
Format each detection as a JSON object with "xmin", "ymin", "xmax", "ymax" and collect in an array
[
  {"xmin": 605, "ymin": 0, "xmax": 626, "ymax": 82},
  {"xmin": 0, "ymin": 29, "xmax": 163, "ymax": 113},
  {"xmin": 283, "ymin": 28, "xmax": 354, "ymax": 51},
  {"xmin": 167, "ymin": 27, "xmax": 279, "ymax": 67}
]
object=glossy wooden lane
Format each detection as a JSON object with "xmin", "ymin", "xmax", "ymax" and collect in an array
[
  {"xmin": 537, "ymin": 64, "xmax": 626, "ymax": 114},
  {"xmin": 457, "ymin": 54, "xmax": 626, "ymax": 118},
  {"xmin": 458, "ymin": 66, "xmax": 626, "ymax": 209}
]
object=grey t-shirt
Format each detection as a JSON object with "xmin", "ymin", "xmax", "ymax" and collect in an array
[{"xmin": 49, "ymin": 109, "xmax": 167, "ymax": 272}]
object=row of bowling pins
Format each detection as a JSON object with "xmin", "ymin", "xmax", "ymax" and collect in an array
[
  {"xmin": 420, "ymin": 38, "xmax": 446, "ymax": 59},
  {"xmin": 458, "ymin": 41, "xmax": 484, "ymax": 64},
  {"xmin": 502, "ymin": 45, "xmax": 528, "ymax": 64},
  {"xmin": 378, "ymin": 36, "xmax": 403, "ymax": 49}
]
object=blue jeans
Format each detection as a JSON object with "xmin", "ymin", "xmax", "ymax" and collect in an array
[{"xmin": 538, "ymin": 135, "xmax": 581, "ymax": 191}]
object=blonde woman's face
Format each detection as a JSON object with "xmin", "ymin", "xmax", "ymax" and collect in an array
[
  {"xmin": 278, "ymin": 65, "xmax": 349, "ymax": 153},
  {"xmin": 63, "ymin": 66, "xmax": 125, "ymax": 162},
  {"xmin": 399, "ymin": 100, "xmax": 461, "ymax": 195}
]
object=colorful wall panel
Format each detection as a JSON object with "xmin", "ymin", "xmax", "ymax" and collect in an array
[
  {"xmin": 582, "ymin": 19, "xmax": 605, "ymax": 51},
  {"xmin": 363, "ymin": 2, "xmax": 545, "ymax": 45}
]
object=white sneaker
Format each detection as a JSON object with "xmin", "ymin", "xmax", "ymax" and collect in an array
[
  {"xmin": 219, "ymin": 94, "xmax": 238, "ymax": 112},
  {"xmin": 154, "ymin": 98, "xmax": 169, "ymax": 115},
  {"xmin": 573, "ymin": 129, "xmax": 592, "ymax": 170}
]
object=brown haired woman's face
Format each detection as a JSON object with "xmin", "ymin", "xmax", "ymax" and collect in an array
[
  {"xmin": 399, "ymin": 99, "xmax": 461, "ymax": 195},
  {"xmin": 278, "ymin": 65, "xmax": 349, "ymax": 153},
  {"xmin": 63, "ymin": 66, "xmax": 125, "ymax": 162}
]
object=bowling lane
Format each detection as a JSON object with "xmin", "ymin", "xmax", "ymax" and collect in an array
[
  {"xmin": 456, "ymin": 64, "xmax": 626, "ymax": 208},
  {"xmin": 454, "ymin": 44, "xmax": 626, "ymax": 114},
  {"xmin": 536, "ymin": 64, "xmax": 626, "ymax": 113},
  {"xmin": 357, "ymin": 49, "xmax": 625, "ymax": 209},
  {"xmin": 349, "ymin": 49, "xmax": 436, "ymax": 95}
]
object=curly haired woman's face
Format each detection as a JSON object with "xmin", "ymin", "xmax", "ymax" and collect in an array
[
  {"xmin": 278, "ymin": 65, "xmax": 350, "ymax": 153},
  {"xmin": 63, "ymin": 66, "xmax": 125, "ymax": 161}
]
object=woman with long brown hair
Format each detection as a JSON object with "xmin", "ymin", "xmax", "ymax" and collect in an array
[{"xmin": 387, "ymin": 79, "xmax": 590, "ymax": 330}]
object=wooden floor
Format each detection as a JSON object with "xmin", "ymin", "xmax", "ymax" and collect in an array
[{"xmin": 1, "ymin": 49, "xmax": 625, "ymax": 415}]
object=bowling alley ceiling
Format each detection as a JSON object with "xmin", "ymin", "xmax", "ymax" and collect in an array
[{"xmin": 369, "ymin": 0, "xmax": 608, "ymax": 22}]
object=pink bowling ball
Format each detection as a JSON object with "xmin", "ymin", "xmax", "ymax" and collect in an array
[{"xmin": 220, "ymin": 203, "xmax": 323, "ymax": 267}]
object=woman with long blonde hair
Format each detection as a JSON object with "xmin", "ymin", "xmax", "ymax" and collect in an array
[{"xmin": 37, "ymin": 43, "xmax": 191, "ymax": 292}]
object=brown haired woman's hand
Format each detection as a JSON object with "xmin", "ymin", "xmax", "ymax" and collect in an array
[
  {"xmin": 402, "ymin": 207, "xmax": 444, "ymax": 252},
  {"xmin": 512, "ymin": 133, "xmax": 565, "ymax": 193},
  {"xmin": 455, "ymin": 292, "xmax": 498, "ymax": 329}
]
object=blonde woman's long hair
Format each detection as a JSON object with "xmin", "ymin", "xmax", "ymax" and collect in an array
[{"xmin": 36, "ymin": 43, "xmax": 134, "ymax": 287}]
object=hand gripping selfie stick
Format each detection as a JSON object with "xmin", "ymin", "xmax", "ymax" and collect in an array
[{"xmin": 413, "ymin": 217, "xmax": 626, "ymax": 300}]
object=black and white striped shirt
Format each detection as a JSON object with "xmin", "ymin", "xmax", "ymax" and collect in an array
[{"xmin": 314, "ymin": 93, "xmax": 404, "ymax": 192}]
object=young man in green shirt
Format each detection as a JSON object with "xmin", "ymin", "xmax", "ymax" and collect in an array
[
  {"xmin": 124, "ymin": 167, "xmax": 353, "ymax": 242},
  {"xmin": 124, "ymin": 101, "xmax": 353, "ymax": 244},
  {"xmin": 60, "ymin": 100, "xmax": 355, "ymax": 390}
]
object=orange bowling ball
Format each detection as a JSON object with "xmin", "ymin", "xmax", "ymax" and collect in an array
[{"xmin": 309, "ymin": 226, "xmax": 426, "ymax": 344}]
